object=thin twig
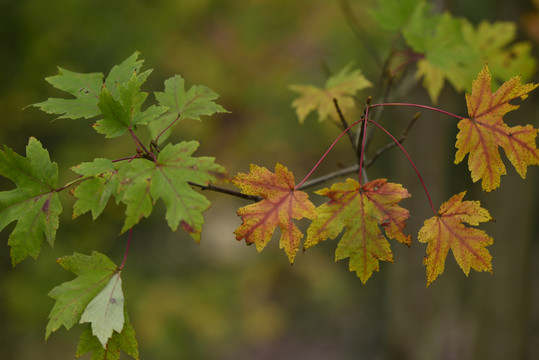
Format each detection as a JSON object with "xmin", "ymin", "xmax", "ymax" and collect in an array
[
  {"xmin": 364, "ymin": 112, "xmax": 420, "ymax": 168},
  {"xmin": 188, "ymin": 182, "xmax": 261, "ymax": 202},
  {"xmin": 296, "ymin": 164, "xmax": 359, "ymax": 190},
  {"xmin": 333, "ymin": 98, "xmax": 359, "ymax": 160}
]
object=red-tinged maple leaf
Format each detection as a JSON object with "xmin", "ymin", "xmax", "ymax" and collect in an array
[
  {"xmin": 455, "ymin": 64, "xmax": 539, "ymax": 192},
  {"xmin": 305, "ymin": 178, "xmax": 411, "ymax": 284},
  {"xmin": 418, "ymin": 192, "xmax": 494, "ymax": 286},
  {"xmin": 232, "ymin": 163, "xmax": 317, "ymax": 263}
]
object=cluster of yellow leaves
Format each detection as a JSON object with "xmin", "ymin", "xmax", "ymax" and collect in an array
[{"xmin": 233, "ymin": 65, "xmax": 537, "ymax": 286}]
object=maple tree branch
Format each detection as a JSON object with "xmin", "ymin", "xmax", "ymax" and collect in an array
[
  {"xmin": 357, "ymin": 99, "xmax": 371, "ymax": 185},
  {"xmin": 297, "ymin": 113, "xmax": 419, "ymax": 191},
  {"xmin": 296, "ymin": 164, "xmax": 359, "ymax": 190},
  {"xmin": 128, "ymin": 127, "xmax": 149, "ymax": 154},
  {"xmin": 364, "ymin": 111, "xmax": 420, "ymax": 168},
  {"xmin": 333, "ymin": 98, "xmax": 360, "ymax": 161},
  {"xmin": 188, "ymin": 182, "xmax": 262, "ymax": 202},
  {"xmin": 295, "ymin": 118, "xmax": 364, "ymax": 190},
  {"xmin": 367, "ymin": 119, "xmax": 438, "ymax": 215}
]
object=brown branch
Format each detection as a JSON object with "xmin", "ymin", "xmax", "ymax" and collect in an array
[
  {"xmin": 364, "ymin": 112, "xmax": 420, "ymax": 168},
  {"xmin": 188, "ymin": 182, "xmax": 261, "ymax": 202}
]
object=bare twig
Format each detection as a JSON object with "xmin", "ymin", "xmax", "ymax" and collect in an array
[
  {"xmin": 296, "ymin": 164, "xmax": 359, "ymax": 191},
  {"xmin": 333, "ymin": 98, "xmax": 359, "ymax": 160},
  {"xmin": 188, "ymin": 181, "xmax": 261, "ymax": 202},
  {"xmin": 364, "ymin": 112, "xmax": 420, "ymax": 168}
]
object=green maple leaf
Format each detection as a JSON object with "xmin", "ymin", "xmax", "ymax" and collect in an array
[
  {"xmin": 71, "ymin": 158, "xmax": 120, "ymax": 220},
  {"xmin": 32, "ymin": 52, "xmax": 168, "ymax": 138},
  {"xmin": 46, "ymin": 252, "xmax": 118, "ymax": 339},
  {"xmin": 369, "ymin": 0, "xmax": 423, "ymax": 31},
  {"xmin": 149, "ymin": 75, "xmax": 229, "ymax": 143},
  {"xmin": 0, "ymin": 137, "xmax": 62, "ymax": 266},
  {"xmin": 76, "ymin": 310, "xmax": 138, "ymax": 360},
  {"xmin": 402, "ymin": 7, "xmax": 535, "ymax": 102},
  {"xmin": 93, "ymin": 72, "xmax": 167, "ymax": 138},
  {"xmin": 117, "ymin": 141, "xmax": 227, "ymax": 240},
  {"xmin": 31, "ymin": 68, "xmax": 103, "ymax": 119},
  {"xmin": 80, "ymin": 272, "xmax": 125, "ymax": 348},
  {"xmin": 289, "ymin": 63, "xmax": 372, "ymax": 123}
]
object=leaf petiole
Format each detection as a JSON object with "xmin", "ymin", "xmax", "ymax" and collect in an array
[
  {"xmin": 369, "ymin": 102, "xmax": 466, "ymax": 120},
  {"xmin": 367, "ymin": 119, "xmax": 437, "ymax": 215}
]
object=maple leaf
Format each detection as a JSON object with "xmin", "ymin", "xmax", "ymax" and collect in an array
[
  {"xmin": 455, "ymin": 64, "xmax": 539, "ymax": 192},
  {"xmin": 0, "ymin": 137, "xmax": 62, "ymax": 266},
  {"xmin": 418, "ymin": 192, "xmax": 494, "ymax": 286},
  {"xmin": 305, "ymin": 178, "xmax": 411, "ymax": 284},
  {"xmin": 77, "ymin": 310, "xmax": 139, "ymax": 360},
  {"xmin": 369, "ymin": 0, "xmax": 423, "ymax": 31},
  {"xmin": 93, "ymin": 70, "xmax": 167, "ymax": 138},
  {"xmin": 117, "ymin": 141, "xmax": 227, "ymax": 240},
  {"xmin": 80, "ymin": 272, "xmax": 125, "ymax": 348},
  {"xmin": 31, "ymin": 68, "xmax": 103, "ymax": 119},
  {"xmin": 149, "ymin": 75, "xmax": 229, "ymax": 143},
  {"xmin": 289, "ymin": 63, "xmax": 372, "ymax": 123},
  {"xmin": 71, "ymin": 158, "xmax": 120, "ymax": 220},
  {"xmin": 232, "ymin": 163, "xmax": 317, "ymax": 263},
  {"xmin": 403, "ymin": 5, "xmax": 536, "ymax": 102},
  {"xmin": 32, "ymin": 52, "xmax": 167, "ymax": 138},
  {"xmin": 46, "ymin": 252, "xmax": 118, "ymax": 339}
]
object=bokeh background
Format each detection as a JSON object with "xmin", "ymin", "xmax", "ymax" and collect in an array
[{"xmin": 1, "ymin": 0, "xmax": 538, "ymax": 359}]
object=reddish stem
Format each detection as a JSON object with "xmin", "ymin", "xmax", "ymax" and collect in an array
[
  {"xmin": 367, "ymin": 119, "xmax": 438, "ymax": 215},
  {"xmin": 119, "ymin": 227, "xmax": 133, "ymax": 270},
  {"xmin": 155, "ymin": 114, "xmax": 181, "ymax": 145},
  {"xmin": 128, "ymin": 127, "xmax": 150, "ymax": 154},
  {"xmin": 358, "ymin": 106, "xmax": 369, "ymax": 185},
  {"xmin": 295, "ymin": 118, "xmax": 363, "ymax": 190},
  {"xmin": 369, "ymin": 102, "xmax": 466, "ymax": 120}
]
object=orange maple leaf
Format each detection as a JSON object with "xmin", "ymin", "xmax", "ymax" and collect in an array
[
  {"xmin": 418, "ymin": 192, "xmax": 493, "ymax": 286},
  {"xmin": 232, "ymin": 163, "xmax": 317, "ymax": 263},
  {"xmin": 305, "ymin": 178, "xmax": 411, "ymax": 284},
  {"xmin": 455, "ymin": 64, "xmax": 539, "ymax": 192}
]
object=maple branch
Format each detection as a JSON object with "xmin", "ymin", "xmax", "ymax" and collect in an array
[
  {"xmin": 188, "ymin": 181, "xmax": 262, "ymax": 202},
  {"xmin": 333, "ymin": 98, "xmax": 360, "ymax": 160},
  {"xmin": 295, "ymin": 118, "xmax": 363, "ymax": 190},
  {"xmin": 297, "ymin": 113, "xmax": 420, "ymax": 190},
  {"xmin": 367, "ymin": 119, "xmax": 438, "ymax": 215},
  {"xmin": 358, "ymin": 99, "xmax": 371, "ymax": 185},
  {"xmin": 296, "ymin": 164, "xmax": 358, "ymax": 190},
  {"xmin": 128, "ymin": 127, "xmax": 149, "ymax": 154},
  {"xmin": 364, "ymin": 112, "xmax": 420, "ymax": 168}
]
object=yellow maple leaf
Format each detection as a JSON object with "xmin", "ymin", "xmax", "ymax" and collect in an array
[
  {"xmin": 289, "ymin": 64, "xmax": 372, "ymax": 123},
  {"xmin": 455, "ymin": 64, "xmax": 539, "ymax": 192},
  {"xmin": 418, "ymin": 192, "xmax": 493, "ymax": 286},
  {"xmin": 232, "ymin": 163, "xmax": 316, "ymax": 263}
]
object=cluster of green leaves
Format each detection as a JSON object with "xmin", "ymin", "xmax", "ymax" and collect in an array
[
  {"xmin": 1, "ymin": 1, "xmax": 538, "ymax": 359},
  {"xmin": 370, "ymin": 0, "xmax": 535, "ymax": 102},
  {"xmin": 1, "ymin": 52, "xmax": 228, "ymax": 358}
]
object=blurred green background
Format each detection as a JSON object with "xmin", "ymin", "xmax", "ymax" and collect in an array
[{"xmin": 1, "ymin": 0, "xmax": 538, "ymax": 359}]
